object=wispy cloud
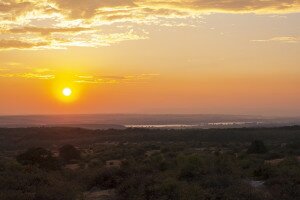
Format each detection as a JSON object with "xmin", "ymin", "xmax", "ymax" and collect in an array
[
  {"xmin": 0, "ymin": 29, "xmax": 148, "ymax": 50},
  {"xmin": 0, "ymin": 39, "xmax": 50, "ymax": 50},
  {"xmin": 0, "ymin": 66, "xmax": 55, "ymax": 79},
  {"xmin": 252, "ymin": 36, "xmax": 300, "ymax": 43},
  {"xmin": 0, "ymin": 73, "xmax": 55, "ymax": 79},
  {"xmin": 74, "ymin": 73, "xmax": 160, "ymax": 84},
  {"xmin": 6, "ymin": 26, "xmax": 93, "ymax": 35},
  {"xmin": 0, "ymin": 66, "xmax": 160, "ymax": 83},
  {"xmin": 0, "ymin": 67, "xmax": 9, "ymax": 71}
]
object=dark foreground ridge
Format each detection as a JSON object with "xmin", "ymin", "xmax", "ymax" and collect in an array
[{"xmin": 0, "ymin": 126, "xmax": 299, "ymax": 200}]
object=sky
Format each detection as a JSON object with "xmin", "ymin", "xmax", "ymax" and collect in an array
[{"xmin": 0, "ymin": 0, "xmax": 300, "ymax": 116}]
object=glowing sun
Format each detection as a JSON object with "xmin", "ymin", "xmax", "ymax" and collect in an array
[{"xmin": 62, "ymin": 87, "xmax": 72, "ymax": 97}]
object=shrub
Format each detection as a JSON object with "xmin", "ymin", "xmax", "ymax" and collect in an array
[
  {"xmin": 16, "ymin": 147, "xmax": 60, "ymax": 170},
  {"xmin": 247, "ymin": 140, "xmax": 268, "ymax": 154},
  {"xmin": 59, "ymin": 145, "xmax": 81, "ymax": 162}
]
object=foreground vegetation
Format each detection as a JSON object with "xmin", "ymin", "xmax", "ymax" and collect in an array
[{"xmin": 0, "ymin": 127, "xmax": 299, "ymax": 200}]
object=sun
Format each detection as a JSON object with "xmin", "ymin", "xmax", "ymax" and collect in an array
[
  {"xmin": 62, "ymin": 87, "xmax": 72, "ymax": 97},
  {"xmin": 52, "ymin": 78, "xmax": 80, "ymax": 102}
]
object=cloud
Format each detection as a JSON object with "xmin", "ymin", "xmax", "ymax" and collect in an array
[
  {"xmin": 0, "ymin": 66, "xmax": 159, "ymax": 83},
  {"xmin": 0, "ymin": 39, "xmax": 50, "ymax": 50},
  {"xmin": 4, "ymin": 62, "xmax": 22, "ymax": 66},
  {"xmin": 19, "ymin": 73, "xmax": 55, "ymax": 79},
  {"xmin": 0, "ymin": 66, "xmax": 55, "ymax": 79},
  {"xmin": 1, "ymin": 0, "xmax": 299, "ymax": 50},
  {"xmin": 50, "ymin": 0, "xmax": 135, "ymax": 19},
  {"xmin": 74, "ymin": 73, "xmax": 160, "ymax": 84},
  {"xmin": 0, "ymin": 72, "xmax": 55, "ymax": 80},
  {"xmin": 47, "ymin": 0, "xmax": 300, "ymax": 20},
  {"xmin": 95, "ymin": 30, "xmax": 149, "ymax": 46},
  {"xmin": 0, "ymin": 29, "xmax": 148, "ymax": 49},
  {"xmin": 2, "ymin": 1, "xmax": 299, "ymax": 21},
  {"xmin": 0, "ymin": 0, "xmax": 34, "ymax": 18},
  {"xmin": 252, "ymin": 36, "xmax": 300, "ymax": 43},
  {"xmin": 7, "ymin": 26, "xmax": 93, "ymax": 35},
  {"xmin": 0, "ymin": 67, "xmax": 9, "ymax": 71},
  {"xmin": 33, "ymin": 68, "xmax": 52, "ymax": 73},
  {"xmin": 141, "ymin": 0, "xmax": 300, "ymax": 14}
]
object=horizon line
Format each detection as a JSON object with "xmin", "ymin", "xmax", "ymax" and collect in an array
[{"xmin": 0, "ymin": 113, "xmax": 299, "ymax": 118}]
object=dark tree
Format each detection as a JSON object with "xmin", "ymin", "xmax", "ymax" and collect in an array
[
  {"xmin": 247, "ymin": 140, "xmax": 268, "ymax": 154},
  {"xmin": 16, "ymin": 147, "xmax": 60, "ymax": 170},
  {"xmin": 59, "ymin": 144, "xmax": 81, "ymax": 162}
]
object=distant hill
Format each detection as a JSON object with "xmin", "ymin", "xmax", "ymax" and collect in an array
[
  {"xmin": 0, "ymin": 126, "xmax": 299, "ymax": 151},
  {"xmin": 0, "ymin": 114, "xmax": 300, "ymax": 129}
]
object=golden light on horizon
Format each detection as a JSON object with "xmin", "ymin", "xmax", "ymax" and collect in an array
[{"xmin": 62, "ymin": 88, "xmax": 72, "ymax": 97}]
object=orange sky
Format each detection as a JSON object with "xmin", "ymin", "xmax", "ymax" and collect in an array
[{"xmin": 0, "ymin": 1, "xmax": 300, "ymax": 116}]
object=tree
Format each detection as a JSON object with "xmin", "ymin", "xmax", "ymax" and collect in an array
[
  {"xmin": 247, "ymin": 140, "xmax": 268, "ymax": 154},
  {"xmin": 59, "ymin": 144, "xmax": 81, "ymax": 162},
  {"xmin": 16, "ymin": 147, "xmax": 60, "ymax": 170},
  {"xmin": 179, "ymin": 155, "xmax": 205, "ymax": 181}
]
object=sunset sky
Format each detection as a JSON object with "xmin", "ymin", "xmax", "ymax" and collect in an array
[{"xmin": 0, "ymin": 0, "xmax": 300, "ymax": 116}]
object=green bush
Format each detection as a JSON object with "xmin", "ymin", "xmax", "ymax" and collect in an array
[
  {"xmin": 59, "ymin": 145, "xmax": 81, "ymax": 162},
  {"xmin": 16, "ymin": 147, "xmax": 60, "ymax": 170},
  {"xmin": 247, "ymin": 140, "xmax": 268, "ymax": 154}
]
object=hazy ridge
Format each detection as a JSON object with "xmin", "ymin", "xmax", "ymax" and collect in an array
[{"xmin": 1, "ymin": 114, "xmax": 300, "ymax": 129}]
